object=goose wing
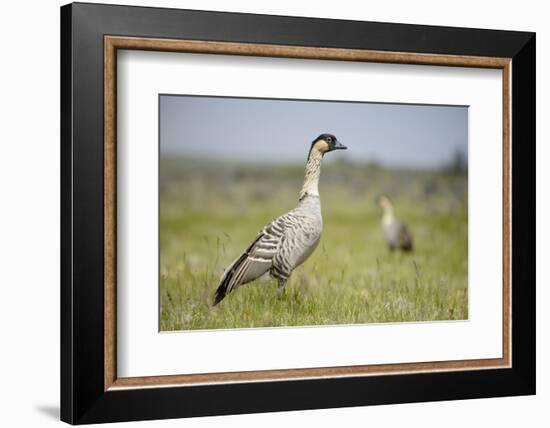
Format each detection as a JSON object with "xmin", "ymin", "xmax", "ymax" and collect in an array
[
  {"xmin": 397, "ymin": 223, "xmax": 413, "ymax": 250},
  {"xmin": 213, "ymin": 214, "xmax": 288, "ymax": 305}
]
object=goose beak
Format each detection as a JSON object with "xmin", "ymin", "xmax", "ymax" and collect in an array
[{"xmin": 333, "ymin": 140, "xmax": 347, "ymax": 150}]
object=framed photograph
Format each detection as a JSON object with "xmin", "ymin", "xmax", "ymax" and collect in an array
[{"xmin": 61, "ymin": 2, "xmax": 535, "ymax": 424}]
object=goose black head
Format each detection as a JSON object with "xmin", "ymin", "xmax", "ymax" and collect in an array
[{"xmin": 310, "ymin": 133, "xmax": 347, "ymax": 154}]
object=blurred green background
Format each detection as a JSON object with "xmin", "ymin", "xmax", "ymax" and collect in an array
[{"xmin": 159, "ymin": 157, "xmax": 468, "ymax": 331}]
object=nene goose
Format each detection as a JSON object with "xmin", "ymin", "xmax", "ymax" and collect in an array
[
  {"xmin": 377, "ymin": 195, "xmax": 413, "ymax": 252},
  {"xmin": 213, "ymin": 133, "xmax": 347, "ymax": 305}
]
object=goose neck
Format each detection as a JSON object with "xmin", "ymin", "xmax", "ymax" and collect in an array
[
  {"xmin": 382, "ymin": 208, "xmax": 395, "ymax": 225},
  {"xmin": 299, "ymin": 147, "xmax": 323, "ymax": 199}
]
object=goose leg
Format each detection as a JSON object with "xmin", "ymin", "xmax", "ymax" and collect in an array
[{"xmin": 277, "ymin": 278, "xmax": 287, "ymax": 295}]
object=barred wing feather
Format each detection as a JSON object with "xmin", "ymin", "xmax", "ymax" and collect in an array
[{"xmin": 213, "ymin": 216, "xmax": 287, "ymax": 305}]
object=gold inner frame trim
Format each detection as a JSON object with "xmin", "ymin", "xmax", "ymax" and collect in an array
[{"xmin": 104, "ymin": 35, "xmax": 512, "ymax": 391}]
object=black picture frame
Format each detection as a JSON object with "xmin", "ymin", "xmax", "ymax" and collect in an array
[{"xmin": 61, "ymin": 2, "xmax": 535, "ymax": 424}]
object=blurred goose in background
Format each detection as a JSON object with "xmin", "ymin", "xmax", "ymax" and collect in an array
[
  {"xmin": 377, "ymin": 195, "xmax": 413, "ymax": 252},
  {"xmin": 213, "ymin": 134, "xmax": 347, "ymax": 305}
]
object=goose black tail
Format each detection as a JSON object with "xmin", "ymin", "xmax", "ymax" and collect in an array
[
  {"xmin": 212, "ymin": 288, "xmax": 226, "ymax": 306},
  {"xmin": 212, "ymin": 252, "xmax": 248, "ymax": 306}
]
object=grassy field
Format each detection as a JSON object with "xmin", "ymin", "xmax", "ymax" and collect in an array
[{"xmin": 159, "ymin": 157, "xmax": 468, "ymax": 331}]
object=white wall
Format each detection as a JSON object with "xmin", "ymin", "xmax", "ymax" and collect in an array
[{"xmin": 0, "ymin": 0, "xmax": 546, "ymax": 426}]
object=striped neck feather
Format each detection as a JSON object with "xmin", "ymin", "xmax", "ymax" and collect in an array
[{"xmin": 299, "ymin": 147, "xmax": 323, "ymax": 200}]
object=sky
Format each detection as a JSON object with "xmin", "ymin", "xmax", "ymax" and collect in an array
[{"xmin": 160, "ymin": 94, "xmax": 468, "ymax": 169}]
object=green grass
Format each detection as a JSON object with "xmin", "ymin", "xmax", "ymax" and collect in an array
[{"xmin": 160, "ymin": 158, "xmax": 468, "ymax": 331}]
